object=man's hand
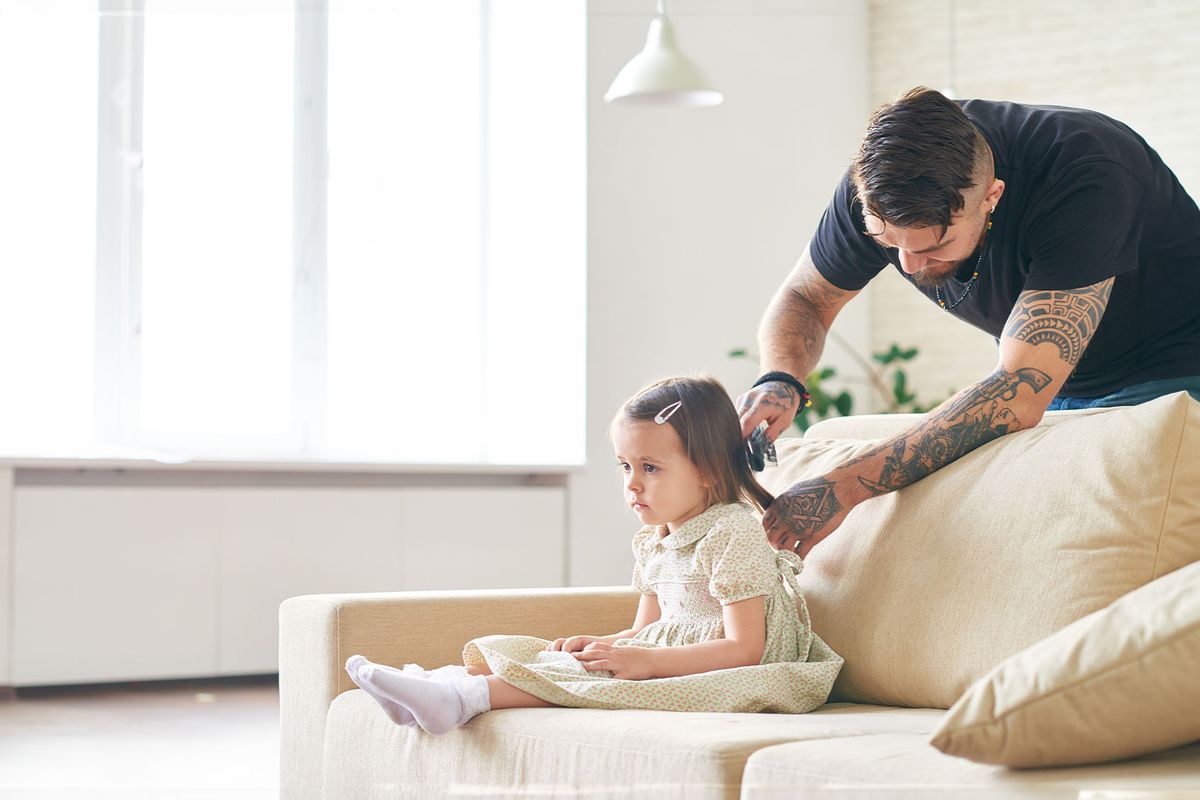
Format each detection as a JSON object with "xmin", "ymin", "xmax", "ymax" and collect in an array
[
  {"xmin": 574, "ymin": 642, "xmax": 657, "ymax": 680},
  {"xmin": 736, "ymin": 380, "xmax": 801, "ymax": 442},
  {"xmin": 762, "ymin": 475, "xmax": 857, "ymax": 557},
  {"xmin": 547, "ymin": 635, "xmax": 607, "ymax": 653}
]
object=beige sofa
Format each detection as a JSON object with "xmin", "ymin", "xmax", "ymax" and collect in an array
[{"xmin": 280, "ymin": 393, "xmax": 1200, "ymax": 799}]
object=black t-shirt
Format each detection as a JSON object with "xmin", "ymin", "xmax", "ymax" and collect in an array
[{"xmin": 810, "ymin": 99, "xmax": 1200, "ymax": 398}]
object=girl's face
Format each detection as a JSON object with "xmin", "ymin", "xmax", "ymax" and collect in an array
[{"xmin": 612, "ymin": 418, "xmax": 710, "ymax": 534}]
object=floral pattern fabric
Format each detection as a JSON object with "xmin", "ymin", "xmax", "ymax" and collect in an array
[{"xmin": 463, "ymin": 503, "xmax": 843, "ymax": 714}]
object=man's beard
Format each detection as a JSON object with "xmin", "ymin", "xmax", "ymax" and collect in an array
[
  {"xmin": 911, "ymin": 261, "xmax": 960, "ymax": 288},
  {"xmin": 911, "ymin": 222, "xmax": 989, "ymax": 288}
]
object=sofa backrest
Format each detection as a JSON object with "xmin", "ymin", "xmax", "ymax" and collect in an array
[{"xmin": 759, "ymin": 391, "xmax": 1200, "ymax": 709}]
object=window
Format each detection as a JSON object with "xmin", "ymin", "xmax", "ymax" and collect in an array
[
  {"xmin": 0, "ymin": 4, "xmax": 98, "ymax": 454},
  {"xmin": 0, "ymin": 0, "xmax": 585, "ymax": 465}
]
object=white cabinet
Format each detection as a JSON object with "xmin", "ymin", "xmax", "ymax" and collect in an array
[
  {"xmin": 14, "ymin": 487, "xmax": 222, "ymax": 685},
  {"xmin": 7, "ymin": 480, "xmax": 565, "ymax": 686},
  {"xmin": 213, "ymin": 488, "xmax": 410, "ymax": 676}
]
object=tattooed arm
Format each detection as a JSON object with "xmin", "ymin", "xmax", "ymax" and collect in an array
[
  {"xmin": 764, "ymin": 277, "xmax": 1115, "ymax": 556},
  {"xmin": 738, "ymin": 247, "xmax": 860, "ymax": 440}
]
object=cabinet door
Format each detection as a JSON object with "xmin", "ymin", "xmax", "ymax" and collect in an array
[
  {"xmin": 215, "ymin": 488, "xmax": 406, "ymax": 675},
  {"xmin": 13, "ymin": 487, "xmax": 220, "ymax": 685},
  {"xmin": 12, "ymin": 483, "xmax": 567, "ymax": 683},
  {"xmin": 396, "ymin": 487, "xmax": 565, "ymax": 591}
]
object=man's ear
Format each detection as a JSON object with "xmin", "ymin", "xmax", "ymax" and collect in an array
[{"xmin": 986, "ymin": 178, "xmax": 1006, "ymax": 210}]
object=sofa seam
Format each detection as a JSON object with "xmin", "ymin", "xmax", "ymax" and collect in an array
[
  {"xmin": 942, "ymin": 614, "xmax": 1200, "ymax": 737},
  {"xmin": 470, "ymin": 723, "xmax": 919, "ymax": 763},
  {"xmin": 471, "ymin": 724, "xmax": 755, "ymax": 763},
  {"xmin": 1149, "ymin": 403, "xmax": 1187, "ymax": 581},
  {"xmin": 741, "ymin": 731, "xmax": 935, "ymax": 780}
]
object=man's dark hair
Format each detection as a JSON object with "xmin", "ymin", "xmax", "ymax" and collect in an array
[{"xmin": 852, "ymin": 86, "xmax": 990, "ymax": 233}]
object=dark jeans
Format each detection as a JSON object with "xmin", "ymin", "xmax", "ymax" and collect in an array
[{"xmin": 1047, "ymin": 375, "xmax": 1200, "ymax": 411}]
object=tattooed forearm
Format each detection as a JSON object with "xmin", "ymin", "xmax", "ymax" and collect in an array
[
  {"xmin": 1004, "ymin": 279, "xmax": 1113, "ymax": 365},
  {"xmin": 764, "ymin": 367, "xmax": 1049, "ymax": 553},
  {"xmin": 852, "ymin": 366, "xmax": 1052, "ymax": 496},
  {"xmin": 764, "ymin": 477, "xmax": 842, "ymax": 551},
  {"xmin": 934, "ymin": 365, "xmax": 1053, "ymax": 422}
]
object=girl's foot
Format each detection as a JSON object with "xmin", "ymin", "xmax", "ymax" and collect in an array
[
  {"xmin": 346, "ymin": 656, "xmax": 490, "ymax": 735},
  {"xmin": 345, "ymin": 655, "xmax": 415, "ymax": 726}
]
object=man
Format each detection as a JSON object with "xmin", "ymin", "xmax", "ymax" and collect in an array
[{"xmin": 738, "ymin": 87, "xmax": 1200, "ymax": 557}]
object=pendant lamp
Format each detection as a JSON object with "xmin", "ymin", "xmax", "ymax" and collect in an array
[{"xmin": 604, "ymin": 0, "xmax": 723, "ymax": 107}]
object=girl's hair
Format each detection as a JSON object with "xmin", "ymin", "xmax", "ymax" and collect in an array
[{"xmin": 611, "ymin": 375, "xmax": 775, "ymax": 514}]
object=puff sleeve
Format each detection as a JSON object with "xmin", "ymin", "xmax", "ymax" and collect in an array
[
  {"xmin": 630, "ymin": 526, "xmax": 657, "ymax": 595},
  {"xmin": 702, "ymin": 510, "xmax": 778, "ymax": 605}
]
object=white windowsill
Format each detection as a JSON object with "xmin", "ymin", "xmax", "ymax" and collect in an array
[{"xmin": 0, "ymin": 451, "xmax": 581, "ymax": 476}]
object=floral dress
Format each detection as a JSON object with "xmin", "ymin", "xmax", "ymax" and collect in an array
[{"xmin": 462, "ymin": 503, "xmax": 843, "ymax": 713}]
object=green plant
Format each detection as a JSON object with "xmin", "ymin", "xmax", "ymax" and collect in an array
[{"xmin": 729, "ymin": 332, "xmax": 947, "ymax": 432}]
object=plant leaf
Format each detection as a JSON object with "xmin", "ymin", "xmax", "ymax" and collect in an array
[
  {"xmin": 893, "ymin": 371, "xmax": 916, "ymax": 404},
  {"xmin": 834, "ymin": 391, "xmax": 853, "ymax": 416}
]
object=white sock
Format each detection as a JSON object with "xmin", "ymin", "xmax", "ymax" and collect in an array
[
  {"xmin": 351, "ymin": 659, "xmax": 491, "ymax": 735},
  {"xmin": 346, "ymin": 655, "xmax": 415, "ymax": 726},
  {"xmin": 454, "ymin": 674, "xmax": 492, "ymax": 723},
  {"xmin": 403, "ymin": 662, "xmax": 470, "ymax": 681},
  {"xmin": 345, "ymin": 658, "xmax": 473, "ymax": 726}
]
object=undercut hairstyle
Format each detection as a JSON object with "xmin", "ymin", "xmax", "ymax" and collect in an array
[
  {"xmin": 612, "ymin": 375, "xmax": 774, "ymax": 514},
  {"xmin": 852, "ymin": 86, "xmax": 991, "ymax": 234}
]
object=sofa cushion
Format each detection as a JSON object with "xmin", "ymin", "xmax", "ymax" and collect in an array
[
  {"xmin": 930, "ymin": 558, "xmax": 1200, "ymax": 767},
  {"xmin": 739, "ymin": 735, "xmax": 1200, "ymax": 799},
  {"xmin": 758, "ymin": 392, "xmax": 1200, "ymax": 709},
  {"xmin": 322, "ymin": 692, "xmax": 941, "ymax": 799}
]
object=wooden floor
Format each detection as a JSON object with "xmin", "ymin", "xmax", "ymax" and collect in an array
[{"xmin": 0, "ymin": 676, "xmax": 279, "ymax": 799}]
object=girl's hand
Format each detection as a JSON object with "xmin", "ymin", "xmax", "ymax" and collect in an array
[
  {"xmin": 574, "ymin": 642, "xmax": 657, "ymax": 680},
  {"xmin": 547, "ymin": 635, "xmax": 604, "ymax": 653}
]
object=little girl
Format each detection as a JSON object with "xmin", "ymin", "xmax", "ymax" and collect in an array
[{"xmin": 345, "ymin": 375, "xmax": 843, "ymax": 734}]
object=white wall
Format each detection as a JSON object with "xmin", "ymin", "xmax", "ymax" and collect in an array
[
  {"xmin": 867, "ymin": 0, "xmax": 1200, "ymax": 404},
  {"xmin": 572, "ymin": 0, "xmax": 870, "ymax": 585},
  {"xmin": 0, "ymin": 2, "xmax": 876, "ymax": 685}
]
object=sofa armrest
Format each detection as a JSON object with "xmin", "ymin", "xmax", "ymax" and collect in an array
[{"xmin": 278, "ymin": 586, "xmax": 640, "ymax": 800}]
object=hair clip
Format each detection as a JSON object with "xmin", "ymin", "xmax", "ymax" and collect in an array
[{"xmin": 653, "ymin": 400, "xmax": 683, "ymax": 424}]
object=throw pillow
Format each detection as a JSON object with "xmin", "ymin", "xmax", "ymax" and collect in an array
[{"xmin": 929, "ymin": 559, "xmax": 1200, "ymax": 767}]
